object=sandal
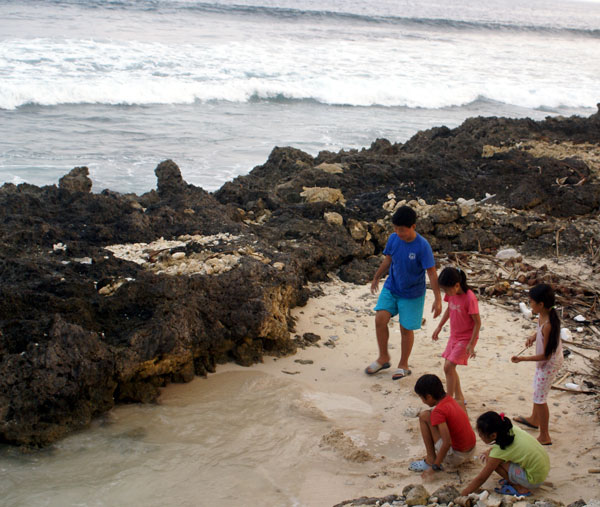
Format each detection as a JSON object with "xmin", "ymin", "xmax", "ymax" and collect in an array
[
  {"xmin": 494, "ymin": 484, "xmax": 531, "ymax": 497},
  {"xmin": 408, "ymin": 459, "xmax": 431, "ymax": 472},
  {"xmin": 392, "ymin": 368, "xmax": 411, "ymax": 380},
  {"xmin": 514, "ymin": 415, "xmax": 539, "ymax": 430},
  {"xmin": 365, "ymin": 361, "xmax": 391, "ymax": 375}
]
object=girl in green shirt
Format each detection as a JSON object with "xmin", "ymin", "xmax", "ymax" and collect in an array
[{"xmin": 461, "ymin": 411, "xmax": 549, "ymax": 497}]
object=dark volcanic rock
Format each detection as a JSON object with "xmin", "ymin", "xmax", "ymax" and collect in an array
[
  {"xmin": 1, "ymin": 109, "xmax": 600, "ymax": 446},
  {"xmin": 215, "ymin": 106, "xmax": 600, "ymax": 221},
  {"xmin": 59, "ymin": 166, "xmax": 93, "ymax": 193}
]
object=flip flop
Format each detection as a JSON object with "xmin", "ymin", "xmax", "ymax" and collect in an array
[
  {"xmin": 365, "ymin": 361, "xmax": 391, "ymax": 375},
  {"xmin": 494, "ymin": 484, "xmax": 531, "ymax": 497},
  {"xmin": 408, "ymin": 459, "xmax": 431, "ymax": 472},
  {"xmin": 514, "ymin": 415, "xmax": 539, "ymax": 430},
  {"xmin": 392, "ymin": 368, "xmax": 411, "ymax": 380}
]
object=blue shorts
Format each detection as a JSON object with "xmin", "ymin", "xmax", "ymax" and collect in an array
[{"xmin": 374, "ymin": 288, "xmax": 425, "ymax": 330}]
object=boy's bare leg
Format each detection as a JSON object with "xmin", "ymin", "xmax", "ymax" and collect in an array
[
  {"xmin": 399, "ymin": 325, "xmax": 414, "ymax": 370},
  {"xmin": 374, "ymin": 310, "xmax": 392, "ymax": 365},
  {"xmin": 418, "ymin": 410, "xmax": 438, "ymax": 464},
  {"xmin": 534, "ymin": 403, "xmax": 551, "ymax": 444}
]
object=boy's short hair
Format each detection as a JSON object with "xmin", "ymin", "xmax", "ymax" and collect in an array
[
  {"xmin": 414, "ymin": 374, "xmax": 446, "ymax": 400},
  {"xmin": 392, "ymin": 205, "xmax": 417, "ymax": 227}
]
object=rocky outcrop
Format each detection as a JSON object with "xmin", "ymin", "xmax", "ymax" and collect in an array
[
  {"xmin": 216, "ymin": 105, "xmax": 600, "ymax": 220},
  {"xmin": 1, "ymin": 109, "xmax": 599, "ymax": 446}
]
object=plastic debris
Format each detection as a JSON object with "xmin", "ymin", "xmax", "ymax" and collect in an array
[
  {"xmin": 519, "ymin": 302, "xmax": 533, "ymax": 319},
  {"xmin": 560, "ymin": 328, "xmax": 572, "ymax": 342},
  {"xmin": 496, "ymin": 248, "xmax": 519, "ymax": 259}
]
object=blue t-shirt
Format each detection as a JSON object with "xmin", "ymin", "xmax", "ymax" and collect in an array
[{"xmin": 383, "ymin": 232, "xmax": 435, "ymax": 298}]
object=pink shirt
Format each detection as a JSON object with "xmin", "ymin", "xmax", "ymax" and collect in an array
[{"xmin": 444, "ymin": 290, "xmax": 479, "ymax": 341}]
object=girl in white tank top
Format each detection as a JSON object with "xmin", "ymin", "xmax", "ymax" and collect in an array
[{"xmin": 511, "ymin": 284, "xmax": 563, "ymax": 445}]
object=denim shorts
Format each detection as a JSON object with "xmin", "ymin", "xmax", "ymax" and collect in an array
[
  {"xmin": 508, "ymin": 462, "xmax": 541, "ymax": 489},
  {"xmin": 374, "ymin": 288, "xmax": 425, "ymax": 330}
]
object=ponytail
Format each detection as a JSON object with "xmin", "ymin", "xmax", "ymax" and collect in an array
[
  {"xmin": 530, "ymin": 284, "xmax": 560, "ymax": 358},
  {"xmin": 477, "ymin": 411, "xmax": 514, "ymax": 449},
  {"xmin": 438, "ymin": 266, "xmax": 470, "ymax": 294}
]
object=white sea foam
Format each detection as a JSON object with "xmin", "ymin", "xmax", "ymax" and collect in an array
[
  {"xmin": 1, "ymin": 23, "xmax": 598, "ymax": 111},
  {"xmin": 0, "ymin": 0, "xmax": 598, "ymax": 193}
]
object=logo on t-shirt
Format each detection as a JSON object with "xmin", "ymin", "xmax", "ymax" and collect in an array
[
  {"xmin": 449, "ymin": 301, "xmax": 462, "ymax": 311},
  {"xmin": 409, "ymin": 252, "xmax": 416, "ymax": 260}
]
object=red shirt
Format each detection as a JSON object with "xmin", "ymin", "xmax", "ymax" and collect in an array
[{"xmin": 430, "ymin": 395, "xmax": 476, "ymax": 452}]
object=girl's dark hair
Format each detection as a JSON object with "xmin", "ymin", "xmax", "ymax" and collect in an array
[
  {"xmin": 476, "ymin": 411, "xmax": 514, "ymax": 449},
  {"xmin": 392, "ymin": 206, "xmax": 417, "ymax": 227},
  {"xmin": 414, "ymin": 374, "xmax": 446, "ymax": 401},
  {"xmin": 438, "ymin": 266, "xmax": 469, "ymax": 293},
  {"xmin": 529, "ymin": 283, "xmax": 560, "ymax": 358}
]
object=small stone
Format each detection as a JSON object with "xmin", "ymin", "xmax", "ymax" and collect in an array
[
  {"xmin": 404, "ymin": 484, "xmax": 430, "ymax": 506},
  {"xmin": 324, "ymin": 211, "xmax": 344, "ymax": 226},
  {"xmin": 403, "ymin": 406, "xmax": 421, "ymax": 418},
  {"xmin": 432, "ymin": 485, "xmax": 461, "ymax": 504}
]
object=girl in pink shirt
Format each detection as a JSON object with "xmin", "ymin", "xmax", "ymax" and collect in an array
[{"xmin": 433, "ymin": 267, "xmax": 481, "ymax": 409}]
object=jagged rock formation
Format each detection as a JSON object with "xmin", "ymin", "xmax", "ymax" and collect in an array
[{"xmin": 1, "ymin": 107, "xmax": 599, "ymax": 446}]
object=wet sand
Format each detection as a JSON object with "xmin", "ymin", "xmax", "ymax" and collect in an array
[{"xmin": 215, "ymin": 267, "xmax": 600, "ymax": 506}]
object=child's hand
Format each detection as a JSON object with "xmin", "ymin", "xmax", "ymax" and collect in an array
[
  {"xmin": 511, "ymin": 355, "xmax": 522, "ymax": 363},
  {"xmin": 526, "ymin": 335, "xmax": 536, "ymax": 347},
  {"xmin": 421, "ymin": 468, "xmax": 435, "ymax": 481},
  {"xmin": 431, "ymin": 298, "xmax": 442, "ymax": 318},
  {"xmin": 467, "ymin": 344, "xmax": 476, "ymax": 358},
  {"xmin": 370, "ymin": 278, "xmax": 379, "ymax": 294}
]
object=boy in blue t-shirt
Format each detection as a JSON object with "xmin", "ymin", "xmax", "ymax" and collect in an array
[{"xmin": 365, "ymin": 206, "xmax": 442, "ymax": 380}]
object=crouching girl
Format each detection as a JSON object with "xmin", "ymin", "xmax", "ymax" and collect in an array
[{"xmin": 461, "ymin": 411, "xmax": 549, "ymax": 497}]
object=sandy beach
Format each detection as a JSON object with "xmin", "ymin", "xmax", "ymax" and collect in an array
[{"xmin": 214, "ymin": 266, "xmax": 600, "ymax": 506}]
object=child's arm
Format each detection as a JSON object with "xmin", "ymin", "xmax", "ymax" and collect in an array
[
  {"xmin": 432, "ymin": 307, "xmax": 450, "ymax": 341},
  {"xmin": 466, "ymin": 313, "xmax": 481, "ymax": 357},
  {"xmin": 460, "ymin": 456, "xmax": 503, "ymax": 495},
  {"xmin": 426, "ymin": 266, "xmax": 442, "ymax": 318},
  {"xmin": 512, "ymin": 323, "xmax": 550, "ymax": 363},
  {"xmin": 370, "ymin": 255, "xmax": 392, "ymax": 294}
]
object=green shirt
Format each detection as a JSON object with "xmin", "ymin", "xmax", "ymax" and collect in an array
[{"xmin": 489, "ymin": 426, "xmax": 550, "ymax": 485}]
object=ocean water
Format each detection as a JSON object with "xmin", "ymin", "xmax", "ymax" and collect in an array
[{"xmin": 0, "ymin": 0, "xmax": 598, "ymax": 194}]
